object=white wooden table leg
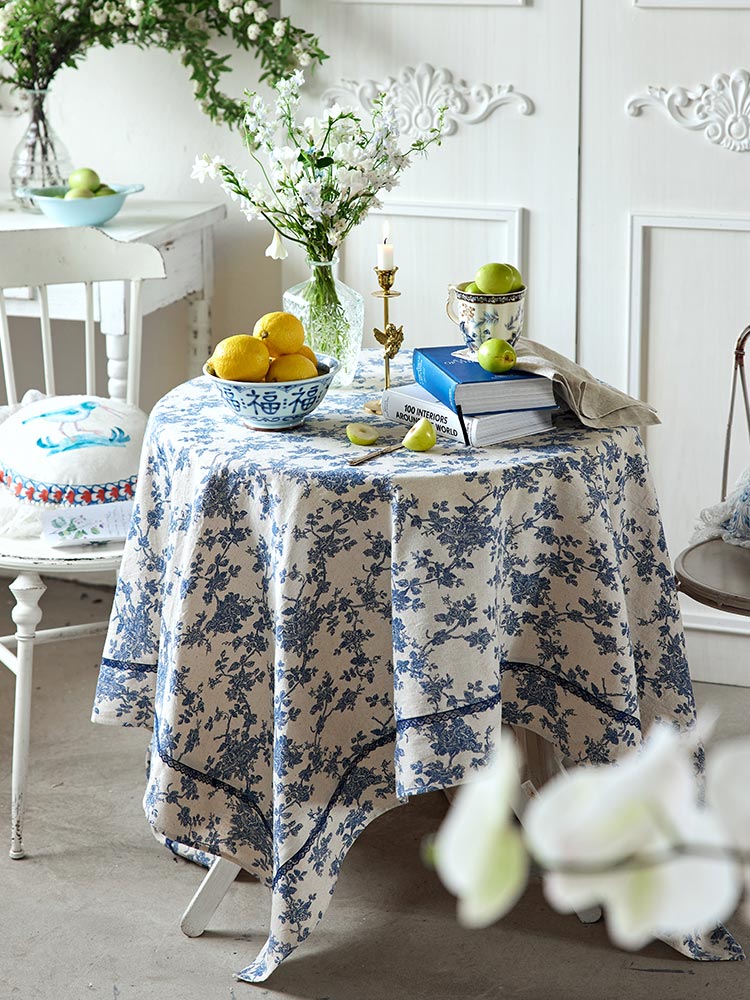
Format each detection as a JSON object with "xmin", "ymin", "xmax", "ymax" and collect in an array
[
  {"xmin": 9, "ymin": 572, "xmax": 46, "ymax": 860},
  {"xmin": 187, "ymin": 294, "xmax": 212, "ymax": 380},
  {"xmin": 180, "ymin": 857, "xmax": 242, "ymax": 938},
  {"xmin": 512, "ymin": 727, "xmax": 603, "ymax": 927},
  {"xmin": 186, "ymin": 227, "xmax": 215, "ymax": 380}
]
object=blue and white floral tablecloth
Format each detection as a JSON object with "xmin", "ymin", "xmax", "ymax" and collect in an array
[{"xmin": 92, "ymin": 351, "xmax": 742, "ymax": 980}]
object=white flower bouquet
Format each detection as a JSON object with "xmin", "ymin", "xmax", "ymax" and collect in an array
[{"xmin": 193, "ymin": 71, "xmax": 443, "ymax": 382}]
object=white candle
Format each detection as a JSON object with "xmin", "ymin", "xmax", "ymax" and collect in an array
[{"xmin": 377, "ymin": 221, "xmax": 394, "ymax": 271}]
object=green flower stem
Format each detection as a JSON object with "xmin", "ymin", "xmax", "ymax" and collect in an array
[{"xmin": 303, "ymin": 264, "xmax": 350, "ymax": 363}]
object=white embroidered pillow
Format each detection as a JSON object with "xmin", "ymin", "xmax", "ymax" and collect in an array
[{"xmin": 0, "ymin": 395, "xmax": 147, "ymax": 507}]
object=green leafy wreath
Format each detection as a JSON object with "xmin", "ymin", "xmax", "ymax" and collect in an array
[{"xmin": 0, "ymin": 0, "xmax": 327, "ymax": 126}]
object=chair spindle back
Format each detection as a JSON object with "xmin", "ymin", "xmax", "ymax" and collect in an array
[{"xmin": 0, "ymin": 228, "xmax": 165, "ymax": 408}]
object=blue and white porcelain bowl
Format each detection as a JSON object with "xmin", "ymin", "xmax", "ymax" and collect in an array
[{"xmin": 202, "ymin": 355, "xmax": 339, "ymax": 430}]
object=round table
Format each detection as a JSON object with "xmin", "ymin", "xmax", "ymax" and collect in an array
[{"xmin": 93, "ymin": 352, "xmax": 725, "ymax": 980}]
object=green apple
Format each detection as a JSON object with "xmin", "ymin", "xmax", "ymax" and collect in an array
[
  {"xmin": 64, "ymin": 188, "xmax": 95, "ymax": 199},
  {"xmin": 402, "ymin": 417, "xmax": 437, "ymax": 452},
  {"xmin": 346, "ymin": 422, "xmax": 379, "ymax": 446},
  {"xmin": 464, "ymin": 281, "xmax": 481, "ymax": 294},
  {"xmin": 474, "ymin": 262, "xmax": 516, "ymax": 295},
  {"xmin": 94, "ymin": 185, "xmax": 116, "ymax": 197},
  {"xmin": 507, "ymin": 265, "xmax": 524, "ymax": 291},
  {"xmin": 68, "ymin": 167, "xmax": 101, "ymax": 192},
  {"xmin": 477, "ymin": 338, "xmax": 517, "ymax": 374}
]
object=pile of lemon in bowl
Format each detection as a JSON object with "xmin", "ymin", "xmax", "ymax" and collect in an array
[{"xmin": 207, "ymin": 312, "xmax": 322, "ymax": 383}]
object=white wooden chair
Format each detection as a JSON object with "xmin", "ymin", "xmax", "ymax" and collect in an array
[{"xmin": 0, "ymin": 227, "xmax": 165, "ymax": 859}]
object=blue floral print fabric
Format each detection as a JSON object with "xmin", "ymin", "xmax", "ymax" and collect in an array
[{"xmin": 92, "ymin": 351, "xmax": 742, "ymax": 980}]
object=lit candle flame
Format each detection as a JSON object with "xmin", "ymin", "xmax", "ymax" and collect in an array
[{"xmin": 382, "ymin": 220, "xmax": 390, "ymax": 244}]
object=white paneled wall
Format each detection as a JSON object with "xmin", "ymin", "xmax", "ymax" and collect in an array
[{"xmin": 578, "ymin": 1, "xmax": 750, "ymax": 678}]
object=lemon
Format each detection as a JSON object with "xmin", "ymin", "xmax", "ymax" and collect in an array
[
  {"xmin": 253, "ymin": 311, "xmax": 305, "ymax": 357},
  {"xmin": 208, "ymin": 335, "xmax": 270, "ymax": 382},
  {"xmin": 297, "ymin": 344, "xmax": 319, "ymax": 367},
  {"xmin": 346, "ymin": 423, "xmax": 379, "ymax": 446},
  {"xmin": 266, "ymin": 353, "xmax": 318, "ymax": 382}
]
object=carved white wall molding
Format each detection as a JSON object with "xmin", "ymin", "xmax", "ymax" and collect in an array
[
  {"xmin": 627, "ymin": 69, "xmax": 750, "ymax": 151},
  {"xmin": 322, "ymin": 63, "xmax": 534, "ymax": 140}
]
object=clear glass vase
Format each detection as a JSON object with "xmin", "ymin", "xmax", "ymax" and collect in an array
[
  {"xmin": 282, "ymin": 256, "xmax": 364, "ymax": 387},
  {"xmin": 10, "ymin": 88, "xmax": 73, "ymax": 211}
]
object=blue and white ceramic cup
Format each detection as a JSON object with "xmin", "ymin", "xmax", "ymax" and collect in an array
[{"xmin": 446, "ymin": 282, "xmax": 526, "ymax": 352}]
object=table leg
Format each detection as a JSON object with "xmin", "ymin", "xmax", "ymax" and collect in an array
[
  {"xmin": 180, "ymin": 856, "xmax": 242, "ymax": 938},
  {"xmin": 187, "ymin": 294, "xmax": 212, "ymax": 380},
  {"xmin": 511, "ymin": 727, "xmax": 603, "ymax": 926}
]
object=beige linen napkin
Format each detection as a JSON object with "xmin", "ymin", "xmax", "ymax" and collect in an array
[{"xmin": 514, "ymin": 338, "xmax": 660, "ymax": 429}]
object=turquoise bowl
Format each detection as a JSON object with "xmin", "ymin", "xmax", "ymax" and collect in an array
[
  {"xmin": 20, "ymin": 184, "xmax": 145, "ymax": 227},
  {"xmin": 203, "ymin": 355, "xmax": 340, "ymax": 430}
]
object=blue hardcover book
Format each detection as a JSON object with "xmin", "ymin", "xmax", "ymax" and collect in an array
[{"xmin": 413, "ymin": 345, "xmax": 557, "ymax": 416}]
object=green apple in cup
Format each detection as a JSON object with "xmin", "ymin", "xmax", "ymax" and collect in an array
[
  {"xmin": 464, "ymin": 281, "xmax": 481, "ymax": 294},
  {"xmin": 402, "ymin": 417, "xmax": 437, "ymax": 452},
  {"xmin": 477, "ymin": 338, "xmax": 517, "ymax": 374},
  {"xmin": 474, "ymin": 262, "xmax": 516, "ymax": 295},
  {"xmin": 507, "ymin": 265, "xmax": 524, "ymax": 291},
  {"xmin": 68, "ymin": 167, "xmax": 101, "ymax": 192},
  {"xmin": 64, "ymin": 188, "xmax": 95, "ymax": 199},
  {"xmin": 94, "ymin": 185, "xmax": 117, "ymax": 197}
]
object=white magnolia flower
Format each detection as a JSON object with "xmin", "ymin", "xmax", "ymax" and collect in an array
[
  {"xmin": 298, "ymin": 52, "xmax": 312, "ymax": 68},
  {"xmin": 229, "ymin": 6, "xmax": 243, "ymax": 23},
  {"xmin": 433, "ymin": 738, "xmax": 529, "ymax": 928},
  {"xmin": 254, "ymin": 7, "xmax": 268, "ymax": 23},
  {"xmin": 525, "ymin": 724, "xmax": 741, "ymax": 951},
  {"xmin": 246, "ymin": 22, "xmax": 260, "ymax": 40},
  {"xmin": 706, "ymin": 738, "xmax": 750, "ymax": 917},
  {"xmin": 265, "ymin": 230, "xmax": 287, "ymax": 260},
  {"xmin": 191, "ymin": 153, "xmax": 225, "ymax": 183},
  {"xmin": 244, "ymin": 0, "xmax": 258, "ymax": 13},
  {"xmin": 272, "ymin": 18, "xmax": 286, "ymax": 38},
  {"xmin": 218, "ymin": 0, "xmax": 233, "ymax": 11}
]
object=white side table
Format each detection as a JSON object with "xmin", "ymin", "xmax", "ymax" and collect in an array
[{"xmin": 0, "ymin": 197, "xmax": 227, "ymax": 388}]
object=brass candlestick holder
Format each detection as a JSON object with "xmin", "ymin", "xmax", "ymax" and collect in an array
[{"xmin": 364, "ymin": 266, "xmax": 405, "ymax": 415}]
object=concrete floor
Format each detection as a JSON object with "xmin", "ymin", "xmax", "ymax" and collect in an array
[{"xmin": 0, "ymin": 578, "xmax": 749, "ymax": 1000}]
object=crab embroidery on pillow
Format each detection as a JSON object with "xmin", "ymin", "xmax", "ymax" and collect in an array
[{"xmin": 22, "ymin": 399, "xmax": 131, "ymax": 456}]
